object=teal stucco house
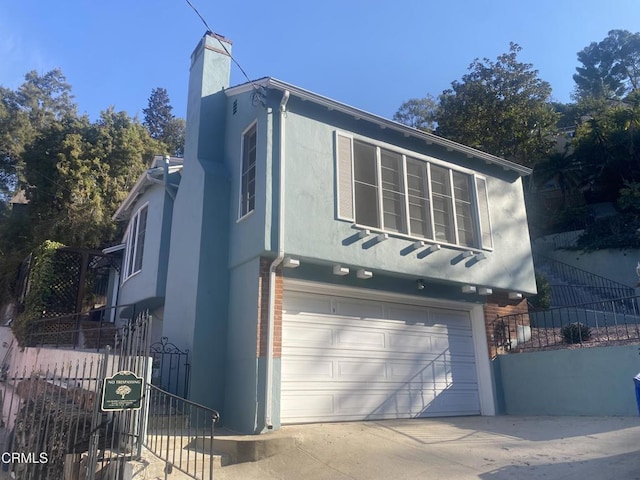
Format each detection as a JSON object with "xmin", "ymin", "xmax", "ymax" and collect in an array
[{"xmin": 109, "ymin": 32, "xmax": 536, "ymax": 434}]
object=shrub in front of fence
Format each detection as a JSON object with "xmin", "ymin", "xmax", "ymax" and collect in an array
[{"xmin": 561, "ymin": 322, "xmax": 592, "ymax": 344}]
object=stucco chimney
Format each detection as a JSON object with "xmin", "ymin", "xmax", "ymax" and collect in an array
[{"xmin": 184, "ymin": 32, "xmax": 232, "ymax": 163}]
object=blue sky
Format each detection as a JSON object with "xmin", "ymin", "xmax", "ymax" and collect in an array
[{"xmin": 1, "ymin": 1, "xmax": 639, "ymax": 122}]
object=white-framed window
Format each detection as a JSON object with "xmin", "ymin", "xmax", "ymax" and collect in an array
[
  {"xmin": 239, "ymin": 122, "xmax": 257, "ymax": 219},
  {"xmin": 335, "ymin": 131, "xmax": 493, "ymax": 250},
  {"xmin": 123, "ymin": 204, "xmax": 148, "ymax": 281}
]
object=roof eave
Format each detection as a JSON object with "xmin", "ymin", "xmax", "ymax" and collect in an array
[{"xmin": 225, "ymin": 78, "xmax": 532, "ymax": 176}]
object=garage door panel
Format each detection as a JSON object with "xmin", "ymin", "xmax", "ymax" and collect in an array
[
  {"xmin": 282, "ymin": 387, "xmax": 480, "ymax": 422},
  {"xmin": 284, "ymin": 324, "xmax": 334, "ymax": 347},
  {"xmin": 335, "ymin": 298, "xmax": 385, "ymax": 319},
  {"xmin": 336, "ymin": 329, "xmax": 386, "ymax": 349},
  {"xmin": 282, "ymin": 291, "xmax": 481, "ymax": 423},
  {"xmin": 284, "ymin": 293, "xmax": 333, "ymax": 315}
]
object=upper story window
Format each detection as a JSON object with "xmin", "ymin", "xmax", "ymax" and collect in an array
[
  {"xmin": 239, "ymin": 123, "xmax": 257, "ymax": 219},
  {"xmin": 123, "ymin": 204, "xmax": 148, "ymax": 282},
  {"xmin": 336, "ymin": 132, "xmax": 493, "ymax": 250}
]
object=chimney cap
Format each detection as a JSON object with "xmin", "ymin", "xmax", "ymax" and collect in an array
[{"xmin": 205, "ymin": 30, "xmax": 233, "ymax": 45}]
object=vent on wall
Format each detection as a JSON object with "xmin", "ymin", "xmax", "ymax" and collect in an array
[{"xmin": 233, "ymin": 99, "xmax": 238, "ymax": 115}]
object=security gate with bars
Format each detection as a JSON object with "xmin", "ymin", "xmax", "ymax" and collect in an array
[{"xmin": 0, "ymin": 311, "xmax": 152, "ymax": 480}]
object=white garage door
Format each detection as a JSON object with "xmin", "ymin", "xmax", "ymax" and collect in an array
[{"xmin": 281, "ymin": 290, "xmax": 480, "ymax": 423}]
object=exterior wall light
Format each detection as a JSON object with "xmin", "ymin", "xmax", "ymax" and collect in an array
[
  {"xmin": 416, "ymin": 279, "xmax": 425, "ymax": 290},
  {"xmin": 508, "ymin": 292, "xmax": 523, "ymax": 300},
  {"xmin": 357, "ymin": 269, "xmax": 373, "ymax": 279},
  {"xmin": 333, "ymin": 265, "xmax": 350, "ymax": 276},
  {"xmin": 478, "ymin": 287, "xmax": 493, "ymax": 296},
  {"xmin": 461, "ymin": 285, "xmax": 476, "ymax": 294},
  {"xmin": 283, "ymin": 257, "xmax": 300, "ymax": 268}
]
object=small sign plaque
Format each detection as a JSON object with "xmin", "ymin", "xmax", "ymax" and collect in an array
[{"xmin": 101, "ymin": 371, "xmax": 144, "ymax": 411}]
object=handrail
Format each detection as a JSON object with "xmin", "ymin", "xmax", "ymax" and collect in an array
[
  {"xmin": 535, "ymin": 255, "xmax": 635, "ymax": 301},
  {"xmin": 145, "ymin": 383, "xmax": 219, "ymax": 480}
]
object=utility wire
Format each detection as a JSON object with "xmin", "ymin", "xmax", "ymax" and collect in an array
[{"xmin": 184, "ymin": 0, "xmax": 263, "ymax": 95}]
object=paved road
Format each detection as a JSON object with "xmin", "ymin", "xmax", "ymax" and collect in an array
[{"xmin": 215, "ymin": 416, "xmax": 640, "ymax": 480}]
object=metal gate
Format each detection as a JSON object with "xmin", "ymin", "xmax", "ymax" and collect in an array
[
  {"xmin": 0, "ymin": 311, "xmax": 152, "ymax": 479},
  {"xmin": 150, "ymin": 337, "xmax": 190, "ymax": 399}
]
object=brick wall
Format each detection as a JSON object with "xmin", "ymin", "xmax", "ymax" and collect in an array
[
  {"xmin": 257, "ymin": 257, "xmax": 283, "ymax": 358},
  {"xmin": 483, "ymin": 292, "xmax": 529, "ymax": 359}
]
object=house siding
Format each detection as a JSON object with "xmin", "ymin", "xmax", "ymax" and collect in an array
[
  {"xmin": 117, "ymin": 186, "xmax": 168, "ymax": 307},
  {"xmin": 275, "ymin": 98, "xmax": 536, "ymax": 294}
]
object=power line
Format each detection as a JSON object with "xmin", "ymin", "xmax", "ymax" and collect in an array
[{"xmin": 184, "ymin": 0, "xmax": 263, "ymax": 96}]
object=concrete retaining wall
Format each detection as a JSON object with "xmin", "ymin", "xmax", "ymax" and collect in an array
[{"xmin": 494, "ymin": 344, "xmax": 640, "ymax": 416}]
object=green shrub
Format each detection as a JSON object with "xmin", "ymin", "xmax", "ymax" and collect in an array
[
  {"xmin": 530, "ymin": 273, "xmax": 551, "ymax": 310},
  {"xmin": 618, "ymin": 182, "xmax": 640, "ymax": 213},
  {"xmin": 573, "ymin": 213, "xmax": 640, "ymax": 250},
  {"xmin": 12, "ymin": 240, "xmax": 64, "ymax": 345},
  {"xmin": 561, "ymin": 322, "xmax": 591, "ymax": 344}
]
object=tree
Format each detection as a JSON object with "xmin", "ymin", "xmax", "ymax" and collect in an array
[
  {"xmin": 573, "ymin": 30, "xmax": 640, "ymax": 102},
  {"xmin": 571, "ymin": 90, "xmax": 640, "ymax": 202},
  {"xmin": 143, "ymin": 87, "xmax": 185, "ymax": 156},
  {"xmin": 162, "ymin": 117, "xmax": 186, "ymax": 157},
  {"xmin": 143, "ymin": 87, "xmax": 173, "ymax": 140},
  {"xmin": 436, "ymin": 43, "xmax": 558, "ymax": 167},
  {"xmin": 0, "ymin": 70, "xmax": 161, "ymax": 306},
  {"xmin": 393, "ymin": 96, "xmax": 437, "ymax": 131}
]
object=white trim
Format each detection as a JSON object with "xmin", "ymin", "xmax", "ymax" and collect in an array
[
  {"xmin": 342, "ymin": 131, "xmax": 491, "ymax": 251},
  {"xmin": 283, "ymin": 279, "xmax": 496, "ymax": 416},
  {"xmin": 470, "ymin": 304, "xmax": 496, "ymax": 416},
  {"xmin": 102, "ymin": 243, "xmax": 126, "ymax": 254},
  {"xmin": 342, "ymin": 130, "xmax": 480, "ymax": 176},
  {"xmin": 474, "ymin": 175, "xmax": 494, "ymax": 251},
  {"xmin": 122, "ymin": 202, "xmax": 149, "ymax": 284},
  {"xmin": 238, "ymin": 120, "xmax": 258, "ymax": 220},
  {"xmin": 401, "ymin": 154, "xmax": 411, "ymax": 236},
  {"xmin": 375, "ymin": 146, "xmax": 384, "ymax": 230}
]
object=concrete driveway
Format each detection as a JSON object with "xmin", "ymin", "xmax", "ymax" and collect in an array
[{"xmin": 215, "ymin": 416, "xmax": 640, "ymax": 480}]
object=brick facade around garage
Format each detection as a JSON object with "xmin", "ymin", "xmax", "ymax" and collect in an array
[
  {"xmin": 257, "ymin": 257, "xmax": 283, "ymax": 359},
  {"xmin": 484, "ymin": 292, "xmax": 529, "ymax": 359}
]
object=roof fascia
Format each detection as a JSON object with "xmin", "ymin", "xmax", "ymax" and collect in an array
[{"xmin": 225, "ymin": 78, "xmax": 532, "ymax": 176}]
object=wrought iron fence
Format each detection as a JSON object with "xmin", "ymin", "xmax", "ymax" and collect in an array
[
  {"xmin": 151, "ymin": 337, "xmax": 190, "ymax": 399},
  {"xmin": 0, "ymin": 311, "xmax": 152, "ymax": 479},
  {"xmin": 495, "ymin": 296, "xmax": 640, "ymax": 353},
  {"xmin": 145, "ymin": 384, "xmax": 219, "ymax": 480}
]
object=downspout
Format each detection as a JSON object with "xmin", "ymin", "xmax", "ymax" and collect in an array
[
  {"xmin": 163, "ymin": 155, "xmax": 176, "ymax": 200},
  {"xmin": 265, "ymin": 89, "xmax": 290, "ymax": 430}
]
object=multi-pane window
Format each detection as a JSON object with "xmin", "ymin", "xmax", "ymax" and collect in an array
[
  {"xmin": 123, "ymin": 204, "xmax": 148, "ymax": 281},
  {"xmin": 336, "ymin": 133, "xmax": 492, "ymax": 249},
  {"xmin": 240, "ymin": 123, "xmax": 257, "ymax": 218}
]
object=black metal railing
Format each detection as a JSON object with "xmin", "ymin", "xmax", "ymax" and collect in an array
[
  {"xmin": 0, "ymin": 311, "xmax": 153, "ymax": 479},
  {"xmin": 25, "ymin": 303, "xmax": 138, "ymax": 351},
  {"xmin": 535, "ymin": 255, "xmax": 635, "ymax": 305},
  {"xmin": 495, "ymin": 296, "xmax": 640, "ymax": 353},
  {"xmin": 151, "ymin": 337, "xmax": 190, "ymax": 400},
  {"xmin": 548, "ymin": 284, "xmax": 639, "ymax": 309},
  {"xmin": 145, "ymin": 384, "xmax": 219, "ymax": 480}
]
